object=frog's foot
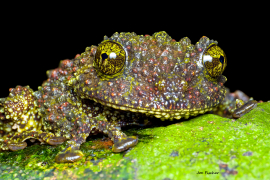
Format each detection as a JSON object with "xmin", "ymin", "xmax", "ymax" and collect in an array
[
  {"xmin": 54, "ymin": 117, "xmax": 140, "ymax": 163},
  {"xmin": 112, "ymin": 136, "xmax": 138, "ymax": 152},
  {"xmin": 91, "ymin": 118, "xmax": 139, "ymax": 152},
  {"xmin": 232, "ymin": 100, "xmax": 257, "ymax": 119},
  {"xmin": 55, "ymin": 146, "xmax": 84, "ymax": 163},
  {"xmin": 0, "ymin": 131, "xmax": 66, "ymax": 151}
]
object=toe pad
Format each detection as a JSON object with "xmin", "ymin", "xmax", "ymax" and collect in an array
[
  {"xmin": 55, "ymin": 147, "xmax": 84, "ymax": 163},
  {"xmin": 112, "ymin": 136, "xmax": 138, "ymax": 152}
]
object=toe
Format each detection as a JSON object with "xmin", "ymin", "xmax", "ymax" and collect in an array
[
  {"xmin": 112, "ymin": 136, "xmax": 138, "ymax": 152},
  {"xmin": 47, "ymin": 136, "xmax": 66, "ymax": 146},
  {"xmin": 8, "ymin": 142, "xmax": 27, "ymax": 151},
  {"xmin": 55, "ymin": 147, "xmax": 84, "ymax": 163},
  {"xmin": 232, "ymin": 100, "xmax": 257, "ymax": 119}
]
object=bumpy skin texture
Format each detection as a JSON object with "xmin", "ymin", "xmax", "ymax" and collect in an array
[
  {"xmin": 70, "ymin": 32, "xmax": 227, "ymax": 120},
  {"xmin": 0, "ymin": 31, "xmax": 255, "ymax": 163}
]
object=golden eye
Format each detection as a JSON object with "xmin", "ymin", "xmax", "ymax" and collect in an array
[
  {"xmin": 94, "ymin": 41, "xmax": 126, "ymax": 76},
  {"xmin": 202, "ymin": 43, "xmax": 227, "ymax": 78}
]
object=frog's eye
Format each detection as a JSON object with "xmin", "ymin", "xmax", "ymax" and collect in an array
[
  {"xmin": 202, "ymin": 43, "xmax": 227, "ymax": 78},
  {"xmin": 94, "ymin": 41, "xmax": 126, "ymax": 76}
]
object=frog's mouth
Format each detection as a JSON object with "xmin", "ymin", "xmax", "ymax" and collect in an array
[{"xmin": 91, "ymin": 97, "xmax": 218, "ymax": 121}]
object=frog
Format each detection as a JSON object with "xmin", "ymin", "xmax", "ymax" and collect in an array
[{"xmin": 0, "ymin": 31, "xmax": 257, "ymax": 163}]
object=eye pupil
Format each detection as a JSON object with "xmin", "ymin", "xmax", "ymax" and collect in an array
[
  {"xmin": 219, "ymin": 55, "xmax": 224, "ymax": 64},
  {"xmin": 101, "ymin": 53, "xmax": 108, "ymax": 61}
]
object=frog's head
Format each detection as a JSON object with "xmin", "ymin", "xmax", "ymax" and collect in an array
[{"xmin": 69, "ymin": 31, "xmax": 227, "ymax": 120}]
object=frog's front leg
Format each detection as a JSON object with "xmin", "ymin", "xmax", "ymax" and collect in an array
[
  {"xmin": 214, "ymin": 89, "xmax": 258, "ymax": 118},
  {"xmin": 55, "ymin": 116, "xmax": 138, "ymax": 163}
]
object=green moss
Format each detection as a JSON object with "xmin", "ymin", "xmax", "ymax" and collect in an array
[{"xmin": 1, "ymin": 102, "xmax": 270, "ymax": 179}]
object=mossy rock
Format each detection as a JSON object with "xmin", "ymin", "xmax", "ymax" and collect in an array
[{"xmin": 1, "ymin": 102, "xmax": 270, "ymax": 180}]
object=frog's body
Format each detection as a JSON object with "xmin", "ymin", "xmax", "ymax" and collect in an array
[{"xmin": 0, "ymin": 31, "xmax": 253, "ymax": 163}]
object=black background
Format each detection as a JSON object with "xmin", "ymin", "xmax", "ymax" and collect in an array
[{"xmin": 1, "ymin": 5, "xmax": 269, "ymax": 102}]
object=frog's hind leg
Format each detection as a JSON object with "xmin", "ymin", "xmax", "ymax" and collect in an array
[
  {"xmin": 55, "ymin": 116, "xmax": 138, "ymax": 163},
  {"xmin": 0, "ymin": 85, "xmax": 66, "ymax": 151},
  {"xmin": 0, "ymin": 130, "xmax": 66, "ymax": 151}
]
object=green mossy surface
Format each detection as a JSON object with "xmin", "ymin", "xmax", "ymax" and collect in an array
[{"xmin": 1, "ymin": 102, "xmax": 270, "ymax": 180}]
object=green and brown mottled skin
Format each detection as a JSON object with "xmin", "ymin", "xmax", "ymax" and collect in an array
[{"xmin": 0, "ymin": 31, "xmax": 257, "ymax": 163}]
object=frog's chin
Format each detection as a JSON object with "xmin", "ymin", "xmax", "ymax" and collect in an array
[{"xmin": 91, "ymin": 98, "xmax": 219, "ymax": 121}]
